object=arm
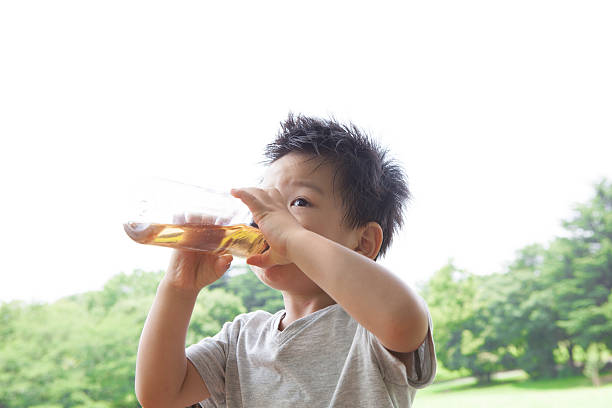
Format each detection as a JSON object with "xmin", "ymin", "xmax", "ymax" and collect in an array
[
  {"xmin": 287, "ymin": 229, "xmax": 428, "ymax": 353},
  {"xmin": 231, "ymin": 187, "xmax": 429, "ymax": 353},
  {"xmin": 135, "ymin": 247, "xmax": 233, "ymax": 408}
]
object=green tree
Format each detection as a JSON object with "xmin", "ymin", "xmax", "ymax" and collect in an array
[
  {"xmin": 411, "ymin": 179, "xmax": 612, "ymax": 384},
  {"xmin": 0, "ymin": 299, "xmax": 119, "ymax": 407},
  {"xmin": 422, "ymin": 262, "xmax": 509, "ymax": 382},
  {"xmin": 500, "ymin": 243, "xmax": 567, "ymax": 379},
  {"xmin": 187, "ymin": 288, "xmax": 247, "ymax": 345},
  {"xmin": 211, "ymin": 265, "xmax": 284, "ymax": 313},
  {"xmin": 0, "ymin": 268, "xmax": 254, "ymax": 407},
  {"xmin": 557, "ymin": 179, "xmax": 612, "ymax": 384}
]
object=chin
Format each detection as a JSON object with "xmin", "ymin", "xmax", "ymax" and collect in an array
[{"xmin": 249, "ymin": 263, "xmax": 304, "ymax": 291}]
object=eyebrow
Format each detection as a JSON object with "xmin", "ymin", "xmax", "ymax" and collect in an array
[{"xmin": 291, "ymin": 180, "xmax": 325, "ymax": 195}]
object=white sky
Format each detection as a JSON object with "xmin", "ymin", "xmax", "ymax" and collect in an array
[{"xmin": 1, "ymin": 1, "xmax": 611, "ymax": 303}]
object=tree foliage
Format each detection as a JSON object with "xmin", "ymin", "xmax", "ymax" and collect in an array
[
  {"xmin": 0, "ymin": 269, "xmax": 256, "ymax": 407},
  {"xmin": 209, "ymin": 265, "xmax": 284, "ymax": 313},
  {"xmin": 423, "ymin": 178, "xmax": 612, "ymax": 383}
]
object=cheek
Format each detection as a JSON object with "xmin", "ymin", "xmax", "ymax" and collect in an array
[
  {"xmin": 295, "ymin": 209, "xmax": 351, "ymax": 244},
  {"xmin": 302, "ymin": 220, "xmax": 347, "ymax": 244},
  {"xmin": 300, "ymin": 219, "xmax": 327, "ymax": 236},
  {"xmin": 291, "ymin": 212, "xmax": 319, "ymax": 233}
]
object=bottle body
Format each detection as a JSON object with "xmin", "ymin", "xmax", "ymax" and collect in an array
[
  {"xmin": 124, "ymin": 222, "xmax": 268, "ymax": 258},
  {"xmin": 123, "ymin": 178, "xmax": 266, "ymax": 258}
]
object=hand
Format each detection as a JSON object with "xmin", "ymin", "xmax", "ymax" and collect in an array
[
  {"xmin": 231, "ymin": 187, "xmax": 304, "ymax": 269},
  {"xmin": 163, "ymin": 213, "xmax": 233, "ymax": 294}
]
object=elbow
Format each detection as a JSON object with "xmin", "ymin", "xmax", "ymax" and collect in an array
[
  {"xmin": 136, "ymin": 395, "xmax": 171, "ymax": 408},
  {"xmin": 135, "ymin": 392, "xmax": 151, "ymax": 408},
  {"xmin": 135, "ymin": 381, "xmax": 173, "ymax": 408},
  {"xmin": 381, "ymin": 302, "xmax": 429, "ymax": 353},
  {"xmin": 135, "ymin": 387, "xmax": 157, "ymax": 408},
  {"xmin": 134, "ymin": 375, "xmax": 150, "ymax": 407}
]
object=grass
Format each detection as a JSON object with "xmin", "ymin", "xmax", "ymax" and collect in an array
[{"xmin": 415, "ymin": 372, "xmax": 612, "ymax": 408}]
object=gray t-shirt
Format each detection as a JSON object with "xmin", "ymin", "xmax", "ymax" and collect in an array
[{"xmin": 186, "ymin": 304, "xmax": 436, "ymax": 408}]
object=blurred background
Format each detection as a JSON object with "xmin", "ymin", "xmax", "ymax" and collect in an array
[{"xmin": 1, "ymin": 1, "xmax": 611, "ymax": 407}]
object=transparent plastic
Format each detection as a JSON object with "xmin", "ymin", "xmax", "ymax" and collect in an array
[{"xmin": 123, "ymin": 178, "xmax": 268, "ymax": 257}]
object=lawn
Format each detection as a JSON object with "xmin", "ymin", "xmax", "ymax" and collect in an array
[{"xmin": 415, "ymin": 373, "xmax": 612, "ymax": 408}]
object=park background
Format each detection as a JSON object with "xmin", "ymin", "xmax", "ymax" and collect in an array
[{"xmin": 1, "ymin": 1, "xmax": 611, "ymax": 407}]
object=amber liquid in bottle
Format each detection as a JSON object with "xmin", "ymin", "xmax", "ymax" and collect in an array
[{"xmin": 123, "ymin": 222, "xmax": 268, "ymax": 257}]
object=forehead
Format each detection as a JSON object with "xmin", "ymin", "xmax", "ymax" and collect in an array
[{"xmin": 262, "ymin": 152, "xmax": 337, "ymax": 190}]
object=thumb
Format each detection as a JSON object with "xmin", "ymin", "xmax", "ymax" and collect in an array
[
  {"xmin": 246, "ymin": 250, "xmax": 290, "ymax": 269},
  {"xmin": 246, "ymin": 253, "xmax": 273, "ymax": 269}
]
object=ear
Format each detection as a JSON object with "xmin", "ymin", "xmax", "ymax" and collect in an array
[{"xmin": 354, "ymin": 222, "xmax": 383, "ymax": 260}]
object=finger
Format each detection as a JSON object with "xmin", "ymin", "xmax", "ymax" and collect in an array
[
  {"xmin": 215, "ymin": 216, "xmax": 232, "ymax": 225},
  {"xmin": 246, "ymin": 250, "xmax": 290, "ymax": 269},
  {"xmin": 184, "ymin": 213, "xmax": 201, "ymax": 224},
  {"xmin": 246, "ymin": 253, "xmax": 270, "ymax": 269},
  {"xmin": 173, "ymin": 213, "xmax": 186, "ymax": 224},
  {"xmin": 214, "ymin": 254, "xmax": 233, "ymax": 274},
  {"xmin": 185, "ymin": 212, "xmax": 217, "ymax": 225},
  {"xmin": 231, "ymin": 188, "xmax": 263, "ymax": 212}
]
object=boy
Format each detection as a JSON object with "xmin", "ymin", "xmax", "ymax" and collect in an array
[{"xmin": 135, "ymin": 114, "xmax": 436, "ymax": 407}]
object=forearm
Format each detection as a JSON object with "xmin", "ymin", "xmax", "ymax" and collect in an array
[
  {"xmin": 287, "ymin": 229, "xmax": 428, "ymax": 352},
  {"xmin": 135, "ymin": 279, "xmax": 198, "ymax": 406}
]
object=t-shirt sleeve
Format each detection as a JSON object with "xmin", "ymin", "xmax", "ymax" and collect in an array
[
  {"xmin": 365, "ymin": 308, "xmax": 437, "ymax": 388},
  {"xmin": 185, "ymin": 320, "xmax": 234, "ymax": 405}
]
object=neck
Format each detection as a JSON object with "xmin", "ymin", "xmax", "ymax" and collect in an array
[{"xmin": 278, "ymin": 292, "xmax": 336, "ymax": 331}]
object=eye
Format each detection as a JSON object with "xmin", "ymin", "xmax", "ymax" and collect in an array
[{"xmin": 290, "ymin": 197, "xmax": 310, "ymax": 207}]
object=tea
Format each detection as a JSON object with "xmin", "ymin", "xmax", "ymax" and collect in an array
[{"xmin": 124, "ymin": 222, "xmax": 268, "ymax": 258}]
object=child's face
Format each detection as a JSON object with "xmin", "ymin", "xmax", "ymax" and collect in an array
[{"xmin": 250, "ymin": 152, "xmax": 362, "ymax": 294}]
